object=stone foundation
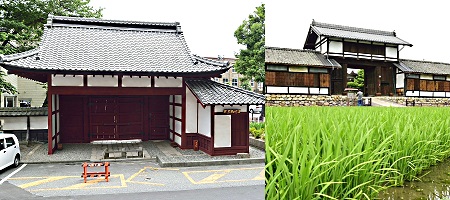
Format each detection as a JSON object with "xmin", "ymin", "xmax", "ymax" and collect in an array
[
  {"xmin": 265, "ymin": 94, "xmax": 360, "ymax": 107},
  {"xmin": 382, "ymin": 97, "xmax": 450, "ymax": 106}
]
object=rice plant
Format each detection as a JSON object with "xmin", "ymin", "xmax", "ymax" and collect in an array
[{"xmin": 265, "ymin": 107, "xmax": 450, "ymax": 199}]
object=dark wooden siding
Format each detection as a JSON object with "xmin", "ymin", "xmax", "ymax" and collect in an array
[
  {"xmin": 266, "ymin": 71, "xmax": 330, "ymax": 87},
  {"xmin": 59, "ymin": 95, "xmax": 84, "ymax": 143}
]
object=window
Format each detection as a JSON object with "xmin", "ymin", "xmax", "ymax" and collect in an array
[
  {"xmin": 223, "ymin": 78, "xmax": 229, "ymax": 84},
  {"xmin": 5, "ymin": 137, "xmax": 15, "ymax": 148},
  {"xmin": 232, "ymin": 78, "xmax": 238, "ymax": 86},
  {"xmin": 213, "ymin": 78, "xmax": 219, "ymax": 82},
  {"xmin": 4, "ymin": 96, "xmax": 16, "ymax": 107},
  {"xmin": 406, "ymin": 74, "xmax": 420, "ymax": 79},
  {"xmin": 309, "ymin": 67, "xmax": 328, "ymax": 73},
  {"xmin": 19, "ymin": 99, "xmax": 32, "ymax": 107},
  {"xmin": 266, "ymin": 65, "xmax": 288, "ymax": 71},
  {"xmin": 232, "ymin": 67, "xmax": 236, "ymax": 73},
  {"xmin": 250, "ymin": 80, "xmax": 255, "ymax": 87},
  {"xmin": 434, "ymin": 75, "xmax": 446, "ymax": 81}
]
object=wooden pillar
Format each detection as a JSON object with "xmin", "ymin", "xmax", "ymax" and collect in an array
[
  {"xmin": 47, "ymin": 75, "xmax": 53, "ymax": 155},
  {"xmin": 180, "ymin": 81, "xmax": 187, "ymax": 148},
  {"xmin": 376, "ymin": 66, "xmax": 382, "ymax": 95},
  {"xmin": 210, "ymin": 105, "xmax": 215, "ymax": 156},
  {"xmin": 342, "ymin": 64, "xmax": 348, "ymax": 90}
]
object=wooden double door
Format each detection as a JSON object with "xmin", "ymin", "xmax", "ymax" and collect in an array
[
  {"xmin": 89, "ymin": 96, "xmax": 170, "ymax": 140},
  {"xmin": 60, "ymin": 95, "xmax": 169, "ymax": 143}
]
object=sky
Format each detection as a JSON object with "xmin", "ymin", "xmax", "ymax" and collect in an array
[
  {"xmin": 266, "ymin": 0, "xmax": 450, "ymax": 64},
  {"xmin": 88, "ymin": 0, "xmax": 263, "ymax": 59}
]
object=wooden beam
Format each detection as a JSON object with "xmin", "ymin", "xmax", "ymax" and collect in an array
[{"xmin": 50, "ymin": 86, "xmax": 184, "ymax": 95}]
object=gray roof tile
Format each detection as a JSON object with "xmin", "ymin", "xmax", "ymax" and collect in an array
[
  {"xmin": 0, "ymin": 16, "xmax": 229, "ymax": 74},
  {"xmin": 265, "ymin": 46, "xmax": 341, "ymax": 68},
  {"xmin": 186, "ymin": 79, "xmax": 264, "ymax": 105},
  {"xmin": 395, "ymin": 60, "xmax": 450, "ymax": 75},
  {"xmin": 311, "ymin": 21, "xmax": 412, "ymax": 46},
  {"xmin": 0, "ymin": 107, "xmax": 48, "ymax": 117}
]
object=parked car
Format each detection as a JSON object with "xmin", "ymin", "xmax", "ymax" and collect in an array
[
  {"xmin": 0, "ymin": 133, "xmax": 21, "ymax": 171},
  {"xmin": 249, "ymin": 104, "xmax": 262, "ymax": 114}
]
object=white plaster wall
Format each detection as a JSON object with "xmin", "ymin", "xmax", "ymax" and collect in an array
[
  {"xmin": 169, "ymin": 131, "xmax": 173, "ymax": 140},
  {"xmin": 175, "ymin": 106, "xmax": 182, "ymax": 119},
  {"xmin": 155, "ymin": 77, "xmax": 182, "ymax": 87},
  {"xmin": 185, "ymin": 89, "xmax": 198, "ymax": 133},
  {"xmin": 289, "ymin": 87, "xmax": 308, "ymax": 94},
  {"xmin": 175, "ymin": 120, "xmax": 182, "ymax": 135},
  {"xmin": 406, "ymin": 91, "xmax": 419, "ymax": 97},
  {"xmin": 174, "ymin": 135, "xmax": 181, "ymax": 146},
  {"xmin": 266, "ymin": 86, "xmax": 288, "ymax": 94},
  {"xmin": 2, "ymin": 117, "xmax": 27, "ymax": 130},
  {"xmin": 87, "ymin": 75, "xmax": 118, "ymax": 87},
  {"xmin": 319, "ymin": 88, "xmax": 329, "ymax": 94},
  {"xmin": 329, "ymin": 41, "xmax": 343, "ymax": 53},
  {"xmin": 447, "ymin": 76, "xmax": 450, "ymax": 81},
  {"xmin": 321, "ymin": 38, "xmax": 328, "ymax": 53},
  {"xmin": 214, "ymin": 115, "xmax": 231, "ymax": 148},
  {"xmin": 30, "ymin": 116, "xmax": 48, "ymax": 129},
  {"xmin": 420, "ymin": 74, "xmax": 433, "ymax": 80},
  {"xmin": 175, "ymin": 95, "xmax": 182, "ymax": 104},
  {"xmin": 386, "ymin": 47, "xmax": 398, "ymax": 58},
  {"xmin": 214, "ymin": 105, "xmax": 247, "ymax": 113},
  {"xmin": 122, "ymin": 76, "xmax": 151, "ymax": 87},
  {"xmin": 169, "ymin": 105, "xmax": 173, "ymax": 117},
  {"xmin": 52, "ymin": 75, "xmax": 83, "ymax": 86},
  {"xmin": 420, "ymin": 91, "xmax": 433, "ymax": 97},
  {"xmin": 169, "ymin": 118, "xmax": 173, "ymax": 130},
  {"xmin": 169, "ymin": 95, "xmax": 173, "ymax": 103},
  {"xmin": 447, "ymin": 92, "xmax": 450, "ymax": 97},
  {"xmin": 309, "ymin": 88, "xmax": 320, "ymax": 94},
  {"xmin": 434, "ymin": 92, "xmax": 446, "ymax": 97},
  {"xmin": 396, "ymin": 73, "xmax": 405, "ymax": 88},
  {"xmin": 198, "ymin": 106, "xmax": 211, "ymax": 137}
]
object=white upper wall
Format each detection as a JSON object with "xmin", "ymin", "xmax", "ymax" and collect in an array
[
  {"xmin": 396, "ymin": 73, "xmax": 405, "ymax": 88},
  {"xmin": 122, "ymin": 76, "xmax": 151, "ymax": 87},
  {"xmin": 214, "ymin": 105, "xmax": 247, "ymax": 112},
  {"xmin": 52, "ymin": 75, "xmax": 83, "ymax": 86},
  {"xmin": 214, "ymin": 115, "xmax": 231, "ymax": 148},
  {"xmin": 87, "ymin": 75, "xmax": 118, "ymax": 87},
  {"xmin": 329, "ymin": 41, "xmax": 343, "ymax": 54},
  {"xmin": 155, "ymin": 77, "xmax": 182, "ymax": 87},
  {"xmin": 185, "ymin": 89, "xmax": 198, "ymax": 133},
  {"xmin": 198, "ymin": 105, "xmax": 211, "ymax": 137}
]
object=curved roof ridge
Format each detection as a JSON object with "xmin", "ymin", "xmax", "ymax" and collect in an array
[
  {"xmin": 0, "ymin": 48, "xmax": 40, "ymax": 62},
  {"xmin": 192, "ymin": 55, "xmax": 230, "ymax": 68},
  {"xmin": 400, "ymin": 59, "xmax": 450, "ymax": 65},
  {"xmin": 48, "ymin": 15, "xmax": 179, "ymax": 27},
  {"xmin": 312, "ymin": 20, "xmax": 394, "ymax": 36},
  {"xmin": 265, "ymin": 46, "xmax": 321, "ymax": 53}
]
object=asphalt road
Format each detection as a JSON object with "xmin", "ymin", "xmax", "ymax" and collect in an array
[{"xmin": 0, "ymin": 161, "xmax": 264, "ymax": 200}]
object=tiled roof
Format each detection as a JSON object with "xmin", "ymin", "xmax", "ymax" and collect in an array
[
  {"xmin": 265, "ymin": 46, "xmax": 341, "ymax": 68},
  {"xmin": 310, "ymin": 21, "xmax": 412, "ymax": 46},
  {"xmin": 0, "ymin": 15, "xmax": 229, "ymax": 75},
  {"xmin": 185, "ymin": 79, "xmax": 265, "ymax": 105},
  {"xmin": 0, "ymin": 107, "xmax": 48, "ymax": 117},
  {"xmin": 394, "ymin": 60, "xmax": 450, "ymax": 75}
]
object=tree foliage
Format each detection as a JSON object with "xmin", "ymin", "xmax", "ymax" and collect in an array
[
  {"xmin": 0, "ymin": 0, "xmax": 102, "ymax": 94},
  {"xmin": 0, "ymin": 0, "xmax": 103, "ymax": 55},
  {"xmin": 347, "ymin": 70, "xmax": 364, "ymax": 90},
  {"xmin": 234, "ymin": 4, "xmax": 264, "ymax": 91}
]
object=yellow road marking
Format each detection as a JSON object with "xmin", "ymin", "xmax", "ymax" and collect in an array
[
  {"xmin": 19, "ymin": 176, "xmax": 74, "ymax": 189},
  {"xmin": 183, "ymin": 167, "xmax": 264, "ymax": 184},
  {"xmin": 253, "ymin": 169, "xmax": 265, "ymax": 180},
  {"xmin": 197, "ymin": 172, "xmax": 228, "ymax": 184},
  {"xmin": 28, "ymin": 174, "xmax": 127, "ymax": 192},
  {"xmin": 126, "ymin": 168, "xmax": 146, "ymax": 182}
]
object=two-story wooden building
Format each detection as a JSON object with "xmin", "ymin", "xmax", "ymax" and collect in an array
[
  {"xmin": 266, "ymin": 20, "xmax": 450, "ymax": 97},
  {"xmin": 0, "ymin": 15, "xmax": 264, "ymax": 155}
]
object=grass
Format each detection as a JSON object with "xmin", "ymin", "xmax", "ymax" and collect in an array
[{"xmin": 265, "ymin": 107, "xmax": 450, "ymax": 199}]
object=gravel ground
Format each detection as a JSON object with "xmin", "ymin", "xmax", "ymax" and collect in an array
[
  {"xmin": 22, "ymin": 143, "xmax": 92, "ymax": 162},
  {"xmin": 158, "ymin": 146, "xmax": 265, "ymax": 163}
]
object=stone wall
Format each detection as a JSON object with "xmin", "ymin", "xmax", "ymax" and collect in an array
[
  {"xmin": 265, "ymin": 94, "xmax": 362, "ymax": 106},
  {"xmin": 382, "ymin": 97, "xmax": 450, "ymax": 106}
]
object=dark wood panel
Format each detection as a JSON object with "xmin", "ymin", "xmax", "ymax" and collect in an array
[
  {"xmin": 51, "ymin": 86, "xmax": 183, "ymax": 95},
  {"xmin": 59, "ymin": 95, "xmax": 84, "ymax": 143},
  {"xmin": 445, "ymin": 82, "xmax": 450, "ymax": 92},
  {"xmin": 197, "ymin": 133, "xmax": 212, "ymax": 155},
  {"xmin": 426, "ymin": 80, "xmax": 435, "ymax": 91},
  {"xmin": 420, "ymin": 80, "xmax": 427, "ymax": 91},
  {"xmin": 414, "ymin": 79, "xmax": 421, "ymax": 91},
  {"xmin": 406, "ymin": 79, "xmax": 415, "ymax": 90},
  {"xmin": 320, "ymin": 74, "xmax": 330, "ymax": 87},
  {"xmin": 148, "ymin": 96, "xmax": 169, "ymax": 140},
  {"xmin": 265, "ymin": 72, "xmax": 275, "ymax": 85},
  {"xmin": 231, "ymin": 113, "xmax": 249, "ymax": 147}
]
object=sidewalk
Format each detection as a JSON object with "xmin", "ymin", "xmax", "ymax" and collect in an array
[
  {"xmin": 371, "ymin": 97, "xmax": 406, "ymax": 107},
  {"xmin": 19, "ymin": 140, "xmax": 265, "ymax": 167}
]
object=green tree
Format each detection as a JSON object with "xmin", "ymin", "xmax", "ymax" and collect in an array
[
  {"xmin": 0, "ymin": 0, "xmax": 103, "ymax": 94},
  {"xmin": 234, "ymin": 4, "xmax": 264, "ymax": 92},
  {"xmin": 347, "ymin": 70, "xmax": 364, "ymax": 90}
]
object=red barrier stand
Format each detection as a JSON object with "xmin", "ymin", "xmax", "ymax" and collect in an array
[{"xmin": 81, "ymin": 162, "xmax": 110, "ymax": 183}]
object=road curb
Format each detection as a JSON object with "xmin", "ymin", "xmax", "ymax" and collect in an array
[
  {"xmin": 157, "ymin": 157, "xmax": 265, "ymax": 168},
  {"xmin": 21, "ymin": 157, "xmax": 157, "ymax": 165}
]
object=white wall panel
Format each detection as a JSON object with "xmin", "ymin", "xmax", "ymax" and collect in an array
[
  {"xmin": 309, "ymin": 88, "xmax": 320, "ymax": 94},
  {"xmin": 52, "ymin": 75, "xmax": 83, "ymax": 86},
  {"xmin": 2, "ymin": 117, "xmax": 27, "ymax": 130},
  {"xmin": 186, "ymin": 89, "xmax": 198, "ymax": 133},
  {"xmin": 396, "ymin": 73, "xmax": 405, "ymax": 88},
  {"xmin": 288, "ymin": 87, "xmax": 308, "ymax": 94},
  {"xmin": 174, "ymin": 135, "xmax": 181, "ymax": 146},
  {"xmin": 175, "ymin": 120, "xmax": 182, "ymax": 134},
  {"xmin": 214, "ymin": 115, "xmax": 231, "ymax": 148},
  {"xmin": 155, "ymin": 77, "xmax": 182, "ymax": 87},
  {"xmin": 434, "ymin": 92, "xmax": 446, "ymax": 97},
  {"xmin": 122, "ymin": 76, "xmax": 151, "ymax": 87},
  {"xmin": 319, "ymin": 88, "xmax": 329, "ymax": 94},
  {"xmin": 175, "ymin": 106, "xmax": 182, "ymax": 119},
  {"xmin": 420, "ymin": 74, "xmax": 433, "ymax": 80},
  {"xmin": 329, "ymin": 41, "xmax": 343, "ymax": 53},
  {"xmin": 405, "ymin": 91, "xmax": 419, "ymax": 97},
  {"xmin": 175, "ymin": 95, "xmax": 182, "ymax": 104},
  {"xmin": 266, "ymin": 86, "xmax": 288, "ymax": 94},
  {"xmin": 30, "ymin": 116, "xmax": 48, "ymax": 129},
  {"xmin": 87, "ymin": 75, "xmax": 118, "ymax": 87},
  {"xmin": 447, "ymin": 92, "xmax": 450, "ymax": 97},
  {"xmin": 420, "ymin": 91, "xmax": 433, "ymax": 97},
  {"xmin": 198, "ymin": 106, "xmax": 211, "ymax": 137},
  {"xmin": 386, "ymin": 47, "xmax": 398, "ymax": 58}
]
